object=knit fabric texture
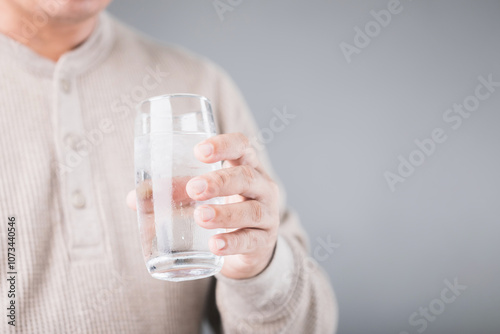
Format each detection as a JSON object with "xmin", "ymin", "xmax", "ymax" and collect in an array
[{"xmin": 0, "ymin": 12, "xmax": 338, "ymax": 334}]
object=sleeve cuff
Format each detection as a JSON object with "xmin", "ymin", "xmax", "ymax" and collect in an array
[{"xmin": 215, "ymin": 235, "xmax": 296, "ymax": 315}]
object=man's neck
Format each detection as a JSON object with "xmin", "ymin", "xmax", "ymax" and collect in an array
[{"xmin": 0, "ymin": 3, "xmax": 98, "ymax": 62}]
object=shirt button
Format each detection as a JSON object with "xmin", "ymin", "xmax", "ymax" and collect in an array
[
  {"xmin": 61, "ymin": 79, "xmax": 71, "ymax": 93},
  {"xmin": 71, "ymin": 190, "xmax": 86, "ymax": 209},
  {"xmin": 63, "ymin": 133, "xmax": 80, "ymax": 151}
]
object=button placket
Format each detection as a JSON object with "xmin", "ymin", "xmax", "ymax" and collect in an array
[
  {"xmin": 54, "ymin": 70, "xmax": 104, "ymax": 259},
  {"xmin": 63, "ymin": 132, "xmax": 81, "ymax": 151},
  {"xmin": 71, "ymin": 190, "xmax": 86, "ymax": 209},
  {"xmin": 60, "ymin": 78, "xmax": 71, "ymax": 93}
]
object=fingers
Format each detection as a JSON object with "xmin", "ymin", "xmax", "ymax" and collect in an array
[
  {"xmin": 131, "ymin": 180, "xmax": 154, "ymax": 213},
  {"xmin": 194, "ymin": 132, "xmax": 260, "ymax": 168},
  {"xmin": 186, "ymin": 165, "xmax": 271, "ymax": 201},
  {"xmin": 194, "ymin": 200, "xmax": 269, "ymax": 230},
  {"xmin": 209, "ymin": 228, "xmax": 272, "ymax": 256},
  {"xmin": 126, "ymin": 190, "xmax": 137, "ymax": 210}
]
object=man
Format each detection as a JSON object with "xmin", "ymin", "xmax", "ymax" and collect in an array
[{"xmin": 0, "ymin": 0, "xmax": 337, "ymax": 333}]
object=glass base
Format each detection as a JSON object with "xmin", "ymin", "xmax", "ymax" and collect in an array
[{"xmin": 147, "ymin": 251, "xmax": 223, "ymax": 282}]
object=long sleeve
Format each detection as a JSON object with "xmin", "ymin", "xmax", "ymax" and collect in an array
[
  {"xmin": 0, "ymin": 12, "xmax": 335, "ymax": 333},
  {"xmin": 209, "ymin": 66, "xmax": 339, "ymax": 334}
]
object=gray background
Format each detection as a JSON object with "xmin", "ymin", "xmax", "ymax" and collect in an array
[{"xmin": 108, "ymin": 1, "xmax": 500, "ymax": 333}]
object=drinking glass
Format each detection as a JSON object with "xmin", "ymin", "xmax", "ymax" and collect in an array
[{"xmin": 134, "ymin": 94, "xmax": 224, "ymax": 282}]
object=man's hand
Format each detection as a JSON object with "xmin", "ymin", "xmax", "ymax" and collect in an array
[{"xmin": 127, "ymin": 133, "xmax": 280, "ymax": 280}]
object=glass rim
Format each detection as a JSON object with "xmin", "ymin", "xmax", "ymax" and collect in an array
[{"xmin": 136, "ymin": 93, "xmax": 212, "ymax": 113}]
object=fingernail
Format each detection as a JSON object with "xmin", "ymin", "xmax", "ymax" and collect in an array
[
  {"xmin": 198, "ymin": 143, "xmax": 213, "ymax": 157},
  {"xmin": 196, "ymin": 206, "xmax": 215, "ymax": 222},
  {"xmin": 188, "ymin": 179, "xmax": 207, "ymax": 195},
  {"xmin": 215, "ymin": 239, "xmax": 226, "ymax": 250}
]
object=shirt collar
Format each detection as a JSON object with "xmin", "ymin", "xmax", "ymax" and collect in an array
[{"xmin": 0, "ymin": 11, "xmax": 115, "ymax": 78}]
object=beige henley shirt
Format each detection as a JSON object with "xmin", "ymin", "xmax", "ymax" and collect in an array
[{"xmin": 0, "ymin": 11, "xmax": 337, "ymax": 334}]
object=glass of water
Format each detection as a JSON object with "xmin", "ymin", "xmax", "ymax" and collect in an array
[{"xmin": 134, "ymin": 94, "xmax": 224, "ymax": 282}]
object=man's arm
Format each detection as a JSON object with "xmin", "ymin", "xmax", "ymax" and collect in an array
[
  {"xmin": 125, "ymin": 59, "xmax": 338, "ymax": 333},
  {"xmin": 206, "ymin": 68, "xmax": 338, "ymax": 333}
]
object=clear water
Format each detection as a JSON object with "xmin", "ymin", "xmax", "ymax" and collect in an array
[{"xmin": 135, "ymin": 132, "xmax": 224, "ymax": 281}]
